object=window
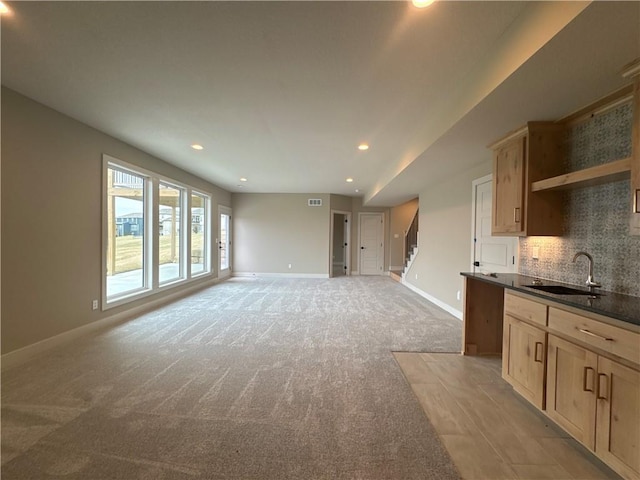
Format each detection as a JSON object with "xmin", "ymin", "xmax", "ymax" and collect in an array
[
  {"xmin": 103, "ymin": 155, "xmax": 212, "ymax": 307},
  {"xmin": 159, "ymin": 182, "xmax": 184, "ymax": 285},
  {"xmin": 105, "ymin": 165, "xmax": 150, "ymax": 299},
  {"xmin": 191, "ymin": 192, "xmax": 209, "ymax": 275}
]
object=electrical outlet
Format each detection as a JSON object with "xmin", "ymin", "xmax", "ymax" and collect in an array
[
  {"xmin": 92, "ymin": 300, "xmax": 98, "ymax": 310},
  {"xmin": 456, "ymin": 290, "xmax": 461, "ymax": 301},
  {"xmin": 532, "ymin": 246, "xmax": 540, "ymax": 260}
]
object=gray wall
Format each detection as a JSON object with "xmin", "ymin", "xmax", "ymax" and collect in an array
[
  {"xmin": 232, "ymin": 193, "xmax": 331, "ymax": 275},
  {"xmin": 389, "ymin": 198, "xmax": 419, "ymax": 269},
  {"xmin": 519, "ymin": 102, "xmax": 640, "ymax": 296},
  {"xmin": 329, "ymin": 194, "xmax": 353, "ymax": 213},
  {"xmin": 406, "ymin": 162, "xmax": 492, "ymax": 313},
  {"xmin": 1, "ymin": 87, "xmax": 231, "ymax": 353}
]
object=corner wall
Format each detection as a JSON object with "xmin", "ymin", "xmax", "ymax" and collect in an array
[
  {"xmin": 406, "ymin": 162, "xmax": 492, "ymax": 314},
  {"xmin": 1, "ymin": 87, "xmax": 231, "ymax": 354}
]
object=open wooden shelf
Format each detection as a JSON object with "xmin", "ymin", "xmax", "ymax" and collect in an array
[{"xmin": 531, "ymin": 157, "xmax": 631, "ymax": 192}]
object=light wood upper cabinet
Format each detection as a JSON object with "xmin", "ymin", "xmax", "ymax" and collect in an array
[
  {"xmin": 493, "ymin": 136, "xmax": 525, "ymax": 234},
  {"xmin": 630, "ymin": 73, "xmax": 640, "ymax": 235},
  {"xmin": 490, "ymin": 122, "xmax": 565, "ymax": 236}
]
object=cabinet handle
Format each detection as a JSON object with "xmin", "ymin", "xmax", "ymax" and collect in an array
[
  {"xmin": 534, "ymin": 342, "xmax": 543, "ymax": 363},
  {"xmin": 513, "ymin": 207, "xmax": 521, "ymax": 223},
  {"xmin": 596, "ymin": 373, "xmax": 608, "ymax": 400},
  {"xmin": 635, "ymin": 189, "xmax": 640, "ymax": 213},
  {"xmin": 582, "ymin": 367, "xmax": 595, "ymax": 392},
  {"xmin": 578, "ymin": 328, "xmax": 614, "ymax": 342}
]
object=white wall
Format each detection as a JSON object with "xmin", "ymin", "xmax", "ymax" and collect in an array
[{"xmin": 405, "ymin": 161, "xmax": 492, "ymax": 313}]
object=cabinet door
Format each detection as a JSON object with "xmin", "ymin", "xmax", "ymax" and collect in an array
[
  {"xmin": 546, "ymin": 335, "xmax": 597, "ymax": 449},
  {"xmin": 502, "ymin": 314, "xmax": 546, "ymax": 409},
  {"xmin": 492, "ymin": 136, "xmax": 525, "ymax": 235},
  {"xmin": 595, "ymin": 357, "xmax": 640, "ymax": 480},
  {"xmin": 631, "ymin": 76, "xmax": 640, "ymax": 236}
]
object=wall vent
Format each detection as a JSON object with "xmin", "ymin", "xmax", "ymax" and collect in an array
[{"xmin": 308, "ymin": 198, "xmax": 323, "ymax": 207}]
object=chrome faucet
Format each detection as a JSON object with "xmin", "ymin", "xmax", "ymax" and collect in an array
[{"xmin": 572, "ymin": 251, "xmax": 601, "ymax": 288}]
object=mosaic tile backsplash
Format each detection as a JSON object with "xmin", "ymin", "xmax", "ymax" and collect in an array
[{"xmin": 519, "ymin": 102, "xmax": 640, "ymax": 297}]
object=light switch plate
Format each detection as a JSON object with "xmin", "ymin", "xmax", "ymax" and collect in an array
[{"xmin": 532, "ymin": 246, "xmax": 539, "ymax": 259}]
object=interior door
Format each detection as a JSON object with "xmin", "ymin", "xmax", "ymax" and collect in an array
[
  {"xmin": 331, "ymin": 212, "xmax": 350, "ymax": 277},
  {"xmin": 473, "ymin": 176, "xmax": 518, "ymax": 274},
  {"xmin": 218, "ymin": 206, "xmax": 232, "ymax": 279},
  {"xmin": 359, "ymin": 213, "xmax": 383, "ymax": 275}
]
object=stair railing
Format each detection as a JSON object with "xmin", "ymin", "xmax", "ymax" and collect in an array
[{"xmin": 403, "ymin": 209, "xmax": 419, "ymax": 265}]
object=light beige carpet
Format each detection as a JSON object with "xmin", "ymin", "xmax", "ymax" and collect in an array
[{"xmin": 2, "ymin": 276, "xmax": 463, "ymax": 479}]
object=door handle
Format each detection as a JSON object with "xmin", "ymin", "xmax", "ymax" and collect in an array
[
  {"xmin": 582, "ymin": 367, "xmax": 594, "ymax": 392},
  {"xmin": 534, "ymin": 342, "xmax": 544, "ymax": 363},
  {"xmin": 361, "ymin": 246, "xmax": 365, "ymax": 250},
  {"xmin": 578, "ymin": 328, "xmax": 614, "ymax": 342},
  {"xmin": 596, "ymin": 373, "xmax": 608, "ymax": 400}
]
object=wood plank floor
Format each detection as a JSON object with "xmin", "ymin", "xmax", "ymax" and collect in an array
[{"xmin": 394, "ymin": 353, "xmax": 622, "ymax": 480}]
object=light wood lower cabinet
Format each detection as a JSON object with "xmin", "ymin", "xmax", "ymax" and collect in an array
[
  {"xmin": 595, "ymin": 357, "xmax": 640, "ymax": 480},
  {"xmin": 501, "ymin": 290, "xmax": 639, "ymax": 480},
  {"xmin": 546, "ymin": 335, "xmax": 597, "ymax": 449},
  {"xmin": 502, "ymin": 314, "xmax": 546, "ymax": 409},
  {"xmin": 547, "ymin": 335, "xmax": 640, "ymax": 480}
]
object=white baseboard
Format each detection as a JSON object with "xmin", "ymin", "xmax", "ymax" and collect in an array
[
  {"xmin": 232, "ymin": 272, "xmax": 329, "ymax": 279},
  {"xmin": 1, "ymin": 277, "xmax": 222, "ymax": 371},
  {"xmin": 401, "ymin": 280, "xmax": 463, "ymax": 321},
  {"xmin": 350, "ymin": 271, "xmax": 359, "ymax": 276}
]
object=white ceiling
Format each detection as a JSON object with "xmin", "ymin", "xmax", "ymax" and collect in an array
[{"xmin": 2, "ymin": 1, "xmax": 639, "ymax": 206}]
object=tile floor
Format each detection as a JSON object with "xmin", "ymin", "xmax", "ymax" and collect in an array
[{"xmin": 394, "ymin": 353, "xmax": 621, "ymax": 480}]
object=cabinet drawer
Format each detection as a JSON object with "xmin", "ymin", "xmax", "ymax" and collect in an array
[
  {"xmin": 549, "ymin": 307, "xmax": 640, "ymax": 365},
  {"xmin": 504, "ymin": 292, "xmax": 547, "ymax": 326}
]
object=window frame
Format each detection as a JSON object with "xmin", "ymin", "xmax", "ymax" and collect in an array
[
  {"xmin": 157, "ymin": 179, "xmax": 187, "ymax": 288},
  {"xmin": 190, "ymin": 190, "xmax": 211, "ymax": 278},
  {"xmin": 102, "ymin": 154, "xmax": 213, "ymax": 310}
]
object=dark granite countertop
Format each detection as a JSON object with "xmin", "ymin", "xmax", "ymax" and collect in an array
[{"xmin": 461, "ymin": 272, "xmax": 640, "ymax": 327}]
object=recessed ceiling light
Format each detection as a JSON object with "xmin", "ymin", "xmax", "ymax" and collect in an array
[
  {"xmin": 0, "ymin": 2, "xmax": 10, "ymax": 14},
  {"xmin": 355, "ymin": 189, "xmax": 360, "ymax": 193},
  {"xmin": 240, "ymin": 177, "xmax": 248, "ymax": 182},
  {"xmin": 237, "ymin": 185, "xmax": 244, "ymax": 188},
  {"xmin": 191, "ymin": 144, "xmax": 204, "ymax": 150},
  {"xmin": 358, "ymin": 144, "xmax": 369, "ymax": 151},
  {"xmin": 346, "ymin": 178, "xmax": 354, "ymax": 183},
  {"xmin": 412, "ymin": 0, "xmax": 434, "ymax": 8}
]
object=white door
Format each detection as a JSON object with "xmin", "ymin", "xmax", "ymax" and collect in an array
[
  {"xmin": 359, "ymin": 212, "xmax": 384, "ymax": 275},
  {"xmin": 472, "ymin": 176, "xmax": 518, "ymax": 273},
  {"xmin": 218, "ymin": 206, "xmax": 232, "ymax": 279}
]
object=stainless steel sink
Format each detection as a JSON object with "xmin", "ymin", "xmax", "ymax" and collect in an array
[{"xmin": 526, "ymin": 284, "xmax": 604, "ymax": 296}]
